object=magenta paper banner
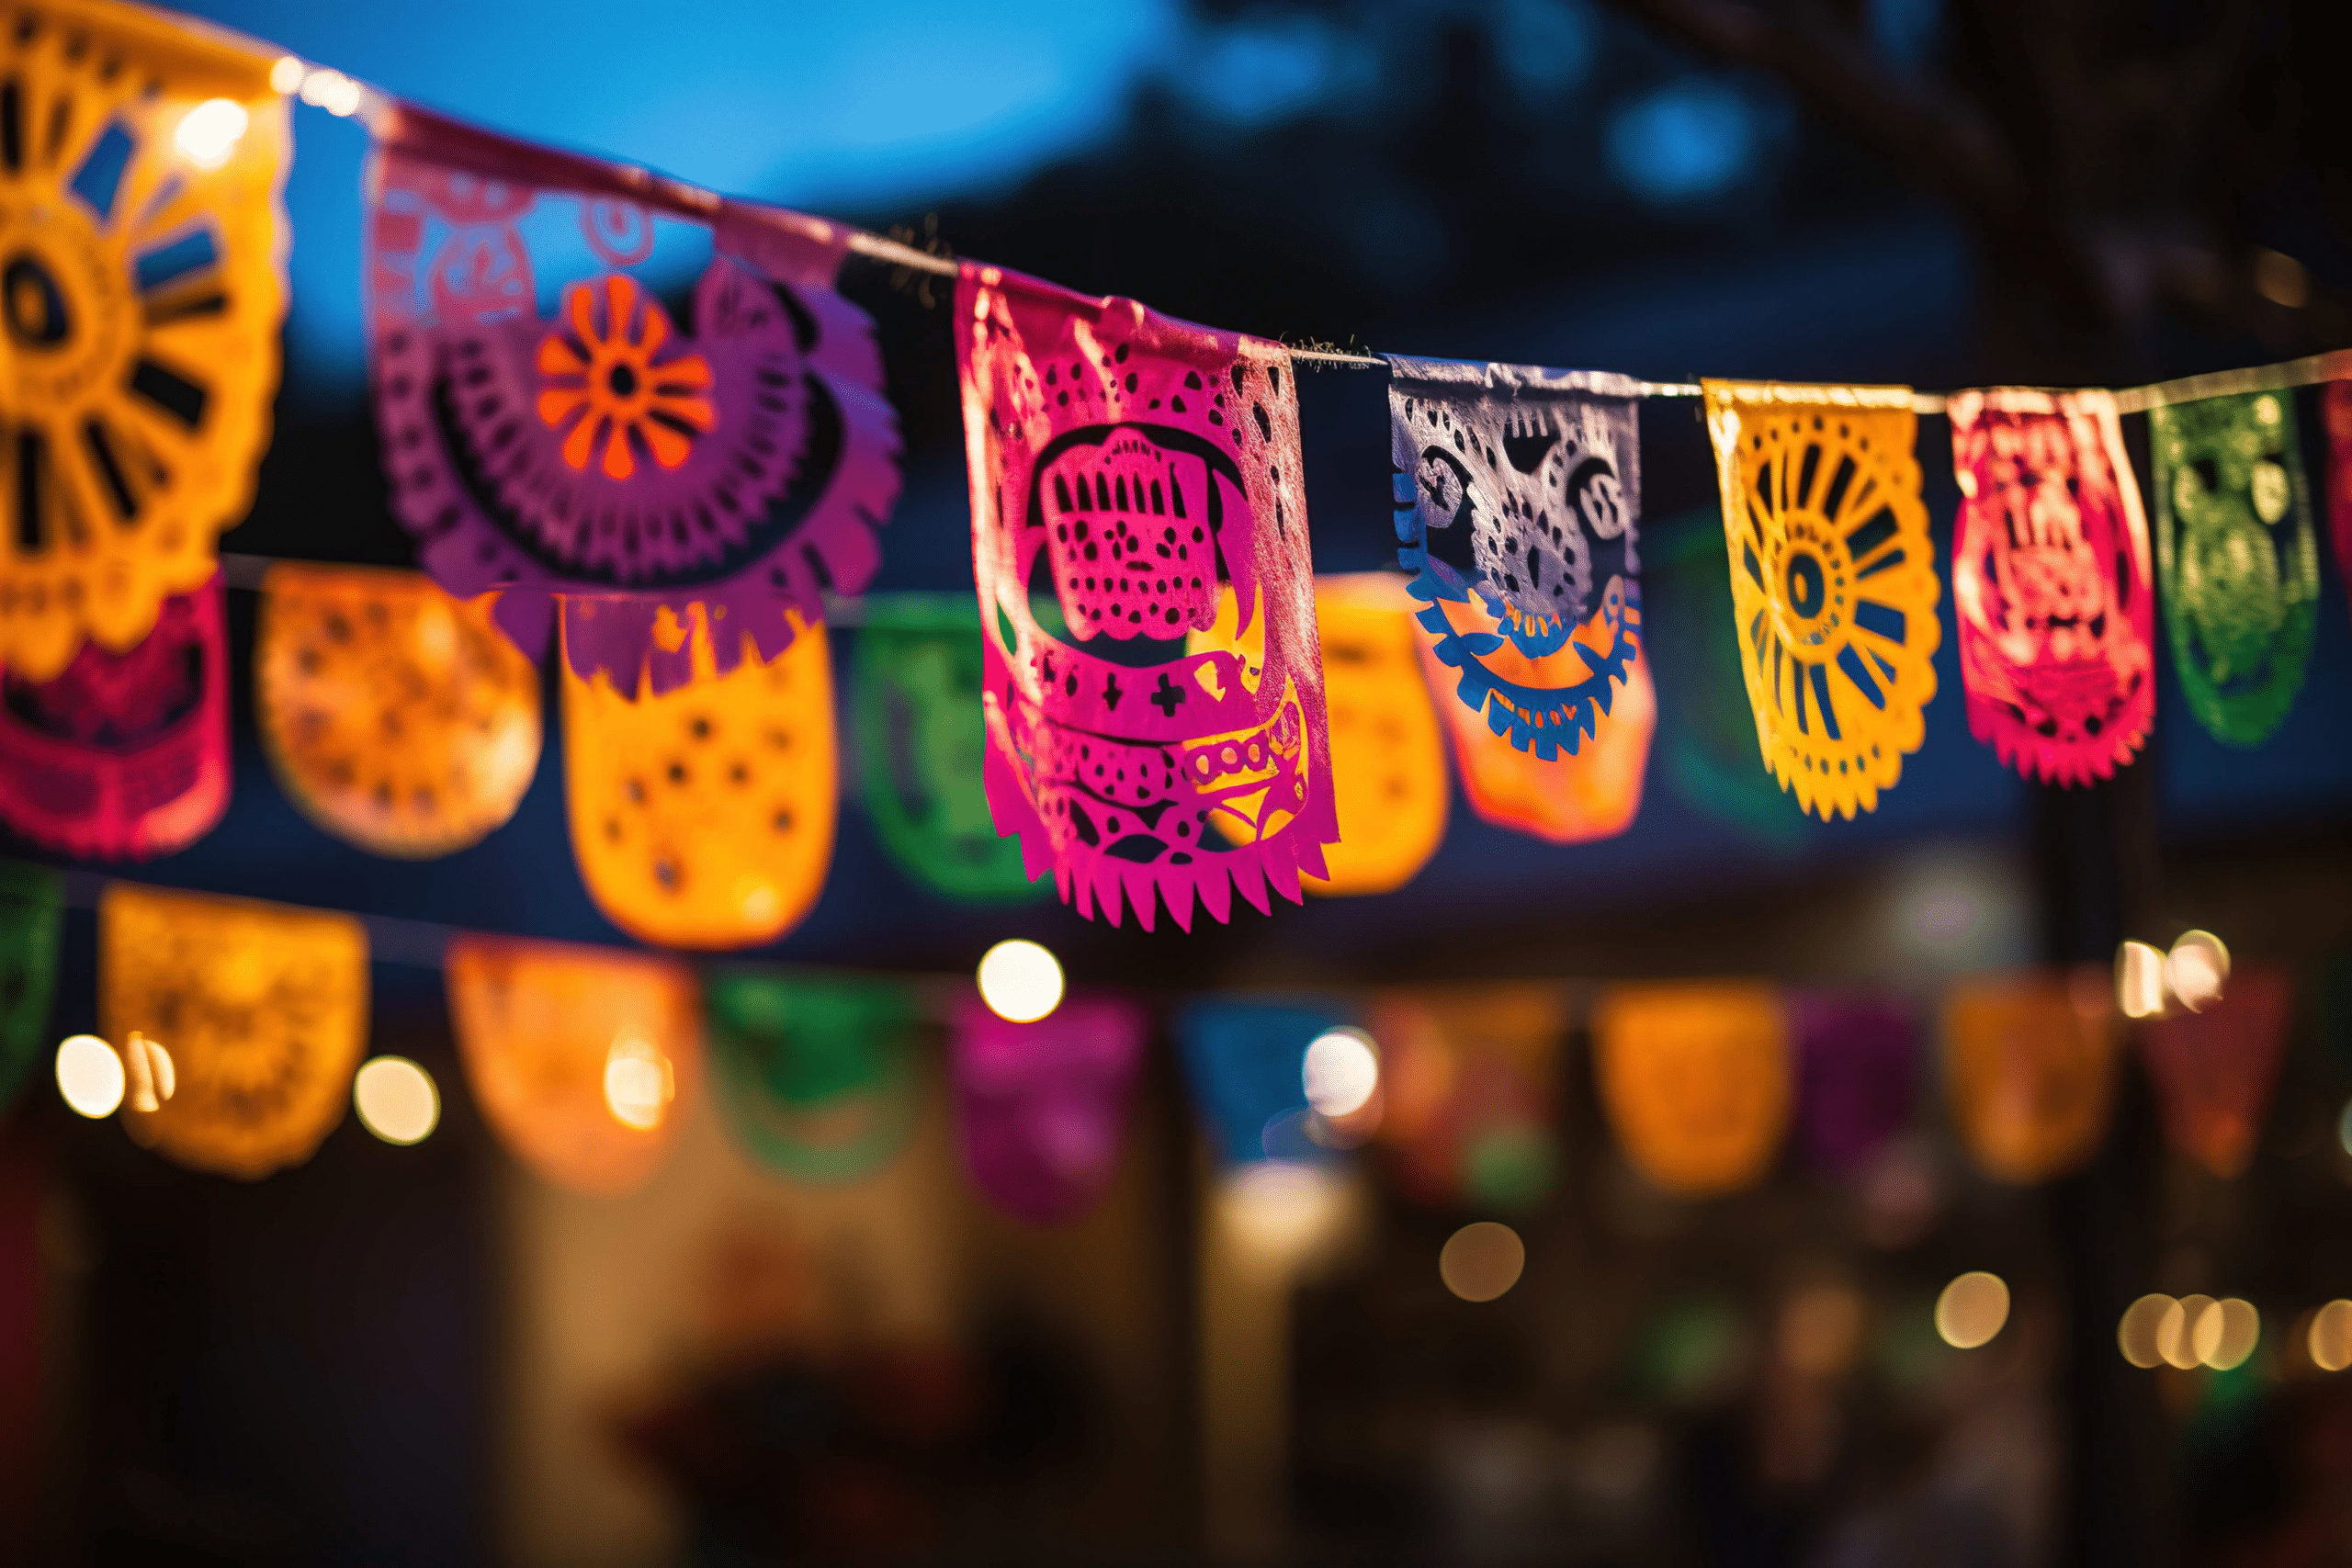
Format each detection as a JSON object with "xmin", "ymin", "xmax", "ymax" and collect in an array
[
  {"xmin": 955, "ymin": 264, "xmax": 1338, "ymax": 929},
  {"xmin": 2325, "ymin": 380, "xmax": 2352, "ymax": 616},
  {"xmin": 365, "ymin": 105, "xmax": 900, "ymax": 697},
  {"xmin": 0, "ymin": 574, "xmax": 229, "ymax": 860},
  {"xmin": 1948, "ymin": 389, "xmax": 2154, "ymax": 785},
  {"xmin": 953, "ymin": 995, "xmax": 1147, "ymax": 1224},
  {"xmin": 1791, "ymin": 993, "xmax": 1917, "ymax": 1179}
]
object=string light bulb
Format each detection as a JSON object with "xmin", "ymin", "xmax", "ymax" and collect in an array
[
  {"xmin": 55, "ymin": 1035, "xmax": 124, "ymax": 1119},
  {"xmin": 173, "ymin": 98, "xmax": 248, "ymax": 171},
  {"xmin": 977, "ymin": 939, "xmax": 1063, "ymax": 1023},
  {"xmin": 353, "ymin": 1056, "xmax": 440, "ymax": 1145},
  {"xmin": 1302, "ymin": 1027, "xmax": 1379, "ymax": 1119}
]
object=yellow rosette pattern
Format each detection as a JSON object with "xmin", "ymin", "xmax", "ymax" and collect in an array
[
  {"xmin": 101, "ymin": 883, "xmax": 368, "ymax": 1180},
  {"xmin": 257, "ymin": 565, "xmax": 543, "ymax": 858},
  {"xmin": 1702, "ymin": 382, "xmax": 1940, "ymax": 819},
  {"xmin": 563, "ymin": 604, "xmax": 837, "ymax": 949},
  {"xmin": 1, "ymin": 2, "xmax": 288, "ymax": 679}
]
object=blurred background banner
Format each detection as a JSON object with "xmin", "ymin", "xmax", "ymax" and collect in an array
[
  {"xmin": 1591, "ymin": 979, "xmax": 1792, "ymax": 1197},
  {"xmin": 2135, "ymin": 964, "xmax": 2294, "ymax": 1180},
  {"xmin": 1788, "ymin": 990, "xmax": 1918, "ymax": 1179},
  {"xmin": 2149, "ymin": 391, "xmax": 2319, "ymax": 747},
  {"xmin": 446, "ymin": 933, "xmax": 701, "ymax": 1195},
  {"xmin": 1367, "ymin": 982, "xmax": 1569, "ymax": 1213},
  {"xmin": 952, "ymin": 992, "xmax": 1146, "ymax": 1223},
  {"xmin": 704, "ymin": 967, "xmax": 925, "ymax": 1185},
  {"xmin": 561, "ymin": 608, "xmax": 837, "ymax": 951},
  {"xmin": 854, "ymin": 594, "xmax": 1049, "ymax": 905},
  {"xmin": 1939, "ymin": 970, "xmax": 2119, "ymax": 1185},
  {"xmin": 0, "ymin": 866, "xmax": 62, "ymax": 1115},
  {"xmin": 256, "ymin": 564, "xmax": 545, "ymax": 858},
  {"xmin": 1178, "ymin": 998, "xmax": 1341, "ymax": 1167},
  {"xmin": 100, "ymin": 883, "xmax": 368, "ymax": 1180},
  {"xmin": 0, "ymin": 575, "xmax": 232, "ymax": 861},
  {"xmin": 1947, "ymin": 389, "xmax": 2154, "ymax": 786}
]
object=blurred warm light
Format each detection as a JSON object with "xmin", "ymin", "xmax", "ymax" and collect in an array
[
  {"xmin": 1302, "ymin": 1028, "xmax": 1379, "ymax": 1119},
  {"xmin": 173, "ymin": 98, "xmax": 248, "ymax": 171},
  {"xmin": 2157, "ymin": 1294, "xmax": 2216, "ymax": 1370},
  {"xmin": 2205, "ymin": 1298, "xmax": 2259, "ymax": 1371},
  {"xmin": 297, "ymin": 68, "xmax": 364, "ymax": 118},
  {"xmin": 1779, "ymin": 1282, "xmax": 1868, "ymax": 1375},
  {"xmin": 269, "ymin": 55, "xmax": 304, "ymax": 95},
  {"xmin": 2115, "ymin": 941, "xmax": 2167, "ymax": 1019},
  {"xmin": 2337, "ymin": 1097, "xmax": 2352, "ymax": 1158},
  {"xmin": 120, "ymin": 1032, "xmax": 175, "ymax": 1115},
  {"xmin": 2120, "ymin": 1294, "xmax": 2175, "ymax": 1369},
  {"xmin": 1934, "ymin": 1271, "xmax": 2010, "ymax": 1348},
  {"xmin": 354, "ymin": 1056, "xmax": 440, "ymax": 1145},
  {"xmin": 55, "ymin": 1035, "xmax": 124, "ymax": 1119},
  {"xmin": 603, "ymin": 1032, "xmax": 675, "ymax": 1131},
  {"xmin": 977, "ymin": 939, "xmax": 1063, "ymax": 1023},
  {"xmin": 2310, "ymin": 1300, "xmax": 2352, "ymax": 1373},
  {"xmin": 1439, "ymin": 1221, "xmax": 1525, "ymax": 1303},
  {"xmin": 1220, "ymin": 1160, "xmax": 1347, "ymax": 1266},
  {"xmin": 2164, "ymin": 931, "xmax": 2229, "ymax": 1013}
]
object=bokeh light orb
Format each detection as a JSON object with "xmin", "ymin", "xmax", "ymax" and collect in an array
[
  {"xmin": 2164, "ymin": 930, "xmax": 2230, "ymax": 1012},
  {"xmin": 1302, "ymin": 1028, "xmax": 1379, "ymax": 1119},
  {"xmin": 55, "ymin": 1035, "xmax": 124, "ymax": 1119},
  {"xmin": 977, "ymin": 939, "xmax": 1064, "ymax": 1023},
  {"xmin": 603, "ymin": 1033, "xmax": 673, "ymax": 1131},
  {"xmin": 2206, "ymin": 1298, "xmax": 2259, "ymax": 1371},
  {"xmin": 1934, "ymin": 1271, "xmax": 2010, "ymax": 1348},
  {"xmin": 1439, "ymin": 1222, "xmax": 1526, "ymax": 1303},
  {"xmin": 173, "ymin": 97, "xmax": 248, "ymax": 171},
  {"xmin": 2119, "ymin": 1294, "xmax": 2174, "ymax": 1368},
  {"xmin": 2311, "ymin": 1300, "xmax": 2352, "ymax": 1373},
  {"xmin": 2158, "ymin": 1294, "xmax": 2215, "ymax": 1370},
  {"xmin": 2114, "ymin": 941, "xmax": 2167, "ymax": 1019},
  {"xmin": 353, "ymin": 1056, "xmax": 440, "ymax": 1145}
]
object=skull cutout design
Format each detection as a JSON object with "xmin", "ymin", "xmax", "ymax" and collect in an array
[
  {"xmin": 256, "ymin": 565, "xmax": 542, "ymax": 858},
  {"xmin": 1703, "ymin": 381, "xmax": 1942, "ymax": 820},
  {"xmin": 0, "ymin": 3, "xmax": 288, "ymax": 682},
  {"xmin": 707, "ymin": 969, "xmax": 925, "ymax": 1184},
  {"xmin": 1949, "ymin": 390, "xmax": 2154, "ymax": 785},
  {"xmin": 1191, "ymin": 574, "xmax": 1448, "ymax": 896},
  {"xmin": 1386, "ymin": 357, "xmax": 1642, "ymax": 757},
  {"xmin": 1942, "ymin": 972, "xmax": 2118, "ymax": 1185},
  {"xmin": 957, "ymin": 265, "xmax": 1338, "ymax": 929},
  {"xmin": 0, "ymin": 862, "xmax": 62, "ymax": 1113},
  {"xmin": 1592, "ymin": 982, "xmax": 1792, "ymax": 1198},
  {"xmin": 853, "ymin": 595, "xmax": 1043, "ymax": 904},
  {"xmin": 562, "ymin": 604, "xmax": 836, "ymax": 951},
  {"xmin": 368, "ymin": 107, "xmax": 900, "ymax": 697},
  {"xmin": 0, "ymin": 573, "xmax": 228, "ymax": 860},
  {"xmin": 446, "ymin": 933, "xmax": 702, "ymax": 1196},
  {"xmin": 102, "ymin": 884, "xmax": 368, "ymax": 1180},
  {"xmin": 2150, "ymin": 391, "xmax": 2319, "ymax": 746},
  {"xmin": 954, "ymin": 994, "xmax": 1147, "ymax": 1224}
]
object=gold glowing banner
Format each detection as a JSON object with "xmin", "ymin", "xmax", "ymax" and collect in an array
[
  {"xmin": 445, "ymin": 934, "xmax": 702, "ymax": 1196},
  {"xmin": 1370, "ymin": 983, "xmax": 1569, "ymax": 1211},
  {"xmin": 100, "ymin": 882, "xmax": 368, "ymax": 1180},
  {"xmin": 1702, "ymin": 382, "xmax": 1940, "ymax": 819},
  {"xmin": 1421, "ymin": 629, "xmax": 1655, "ymax": 843},
  {"xmin": 1192, "ymin": 576, "xmax": 1448, "ymax": 895},
  {"xmin": 1, "ymin": 1, "xmax": 288, "ymax": 681},
  {"xmin": 1942, "ymin": 972, "xmax": 2119, "ymax": 1184},
  {"xmin": 257, "ymin": 565, "xmax": 543, "ymax": 857},
  {"xmin": 563, "ymin": 604, "xmax": 836, "ymax": 949},
  {"xmin": 1591, "ymin": 981, "xmax": 1792, "ymax": 1197}
]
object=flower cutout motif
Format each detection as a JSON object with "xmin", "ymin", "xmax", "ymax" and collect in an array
[{"xmin": 535, "ymin": 275, "xmax": 715, "ymax": 480}]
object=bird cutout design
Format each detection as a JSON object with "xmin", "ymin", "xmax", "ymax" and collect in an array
[
  {"xmin": 1190, "ymin": 573, "xmax": 1448, "ymax": 895},
  {"xmin": 705, "ymin": 968, "xmax": 926, "ymax": 1183},
  {"xmin": 102, "ymin": 883, "xmax": 368, "ymax": 1180},
  {"xmin": 563, "ymin": 602, "xmax": 836, "ymax": 950},
  {"xmin": 0, "ymin": 861, "xmax": 62, "ymax": 1113},
  {"xmin": 1591, "ymin": 982, "xmax": 1792, "ymax": 1198},
  {"xmin": 445, "ymin": 933, "xmax": 702, "ymax": 1196},
  {"xmin": 1941, "ymin": 971, "xmax": 2119, "ymax": 1184},
  {"xmin": 0, "ymin": 571, "xmax": 228, "ymax": 859},
  {"xmin": 0, "ymin": 3, "xmax": 287, "ymax": 682},
  {"xmin": 2150, "ymin": 390, "xmax": 2319, "ymax": 746},
  {"xmin": 954, "ymin": 993, "xmax": 1146, "ymax": 1224},
  {"xmin": 957, "ymin": 264, "xmax": 1338, "ymax": 930},
  {"xmin": 256, "ymin": 565, "xmax": 542, "ymax": 858},
  {"xmin": 1386, "ymin": 356, "xmax": 1642, "ymax": 756},
  {"xmin": 1949, "ymin": 389, "xmax": 2154, "ymax": 785},
  {"xmin": 368, "ymin": 115, "xmax": 899, "ymax": 698},
  {"xmin": 853, "ymin": 594, "xmax": 1044, "ymax": 904},
  {"xmin": 1702, "ymin": 381, "xmax": 1941, "ymax": 819}
]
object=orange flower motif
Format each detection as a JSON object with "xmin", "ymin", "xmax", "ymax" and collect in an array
[{"xmin": 535, "ymin": 275, "xmax": 716, "ymax": 480}]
